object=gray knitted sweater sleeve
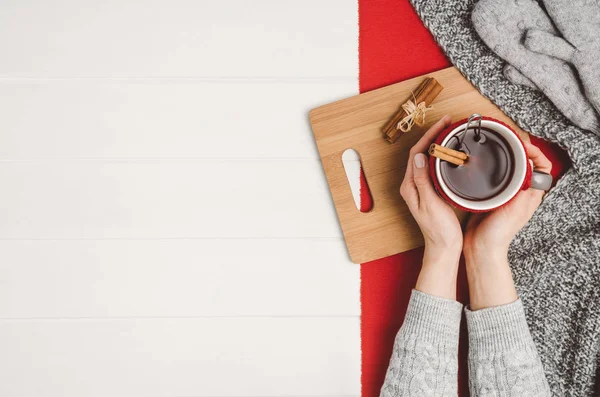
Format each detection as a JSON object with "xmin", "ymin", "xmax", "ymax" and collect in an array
[
  {"xmin": 466, "ymin": 300, "xmax": 551, "ymax": 396},
  {"xmin": 380, "ymin": 290, "xmax": 462, "ymax": 397},
  {"xmin": 380, "ymin": 290, "xmax": 551, "ymax": 397}
]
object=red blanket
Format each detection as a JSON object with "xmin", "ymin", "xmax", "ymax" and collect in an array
[{"xmin": 358, "ymin": 1, "xmax": 570, "ymax": 396}]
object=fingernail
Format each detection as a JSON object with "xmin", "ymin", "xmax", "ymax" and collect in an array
[
  {"xmin": 442, "ymin": 115, "xmax": 452, "ymax": 124},
  {"xmin": 414, "ymin": 153, "xmax": 426, "ymax": 169}
]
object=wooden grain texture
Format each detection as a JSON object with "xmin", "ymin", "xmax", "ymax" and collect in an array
[{"xmin": 309, "ymin": 67, "xmax": 530, "ymax": 263}]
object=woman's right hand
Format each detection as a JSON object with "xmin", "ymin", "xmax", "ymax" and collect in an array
[
  {"xmin": 463, "ymin": 141, "xmax": 552, "ymax": 309},
  {"xmin": 463, "ymin": 142, "xmax": 552, "ymax": 263}
]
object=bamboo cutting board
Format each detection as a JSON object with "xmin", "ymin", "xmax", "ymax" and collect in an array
[{"xmin": 309, "ymin": 67, "xmax": 529, "ymax": 264}]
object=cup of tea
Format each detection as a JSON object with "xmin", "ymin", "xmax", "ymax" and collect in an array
[{"xmin": 428, "ymin": 115, "xmax": 552, "ymax": 212}]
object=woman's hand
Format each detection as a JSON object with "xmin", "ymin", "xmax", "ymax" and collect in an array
[
  {"xmin": 464, "ymin": 142, "xmax": 552, "ymax": 264},
  {"xmin": 463, "ymin": 141, "xmax": 552, "ymax": 309},
  {"xmin": 400, "ymin": 115, "xmax": 462, "ymax": 299}
]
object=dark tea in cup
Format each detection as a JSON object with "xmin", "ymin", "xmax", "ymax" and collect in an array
[{"xmin": 440, "ymin": 127, "xmax": 515, "ymax": 201}]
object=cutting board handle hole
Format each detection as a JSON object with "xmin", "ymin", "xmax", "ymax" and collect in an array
[{"xmin": 342, "ymin": 149, "xmax": 373, "ymax": 213}]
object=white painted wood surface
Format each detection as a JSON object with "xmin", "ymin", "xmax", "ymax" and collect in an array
[
  {"xmin": 0, "ymin": 0, "xmax": 357, "ymax": 78},
  {"xmin": 0, "ymin": 239, "xmax": 356, "ymax": 317},
  {"xmin": 0, "ymin": 1, "xmax": 360, "ymax": 396},
  {"xmin": 0, "ymin": 81, "xmax": 355, "ymax": 160},
  {"xmin": 0, "ymin": 318, "xmax": 360, "ymax": 396}
]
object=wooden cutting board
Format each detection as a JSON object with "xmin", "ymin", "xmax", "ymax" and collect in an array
[{"xmin": 309, "ymin": 67, "xmax": 529, "ymax": 264}]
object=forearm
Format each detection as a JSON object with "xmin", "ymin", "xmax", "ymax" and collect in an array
[
  {"xmin": 415, "ymin": 245, "xmax": 461, "ymax": 300},
  {"xmin": 380, "ymin": 290, "xmax": 462, "ymax": 397},
  {"xmin": 466, "ymin": 300, "xmax": 551, "ymax": 396},
  {"xmin": 465, "ymin": 252, "xmax": 517, "ymax": 310},
  {"xmin": 415, "ymin": 268, "xmax": 457, "ymax": 302},
  {"xmin": 465, "ymin": 249, "xmax": 550, "ymax": 395}
]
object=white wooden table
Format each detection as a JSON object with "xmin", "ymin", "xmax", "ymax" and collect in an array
[{"xmin": 0, "ymin": 1, "xmax": 360, "ymax": 396}]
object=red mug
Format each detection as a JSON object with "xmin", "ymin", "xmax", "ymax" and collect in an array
[{"xmin": 429, "ymin": 115, "xmax": 552, "ymax": 212}]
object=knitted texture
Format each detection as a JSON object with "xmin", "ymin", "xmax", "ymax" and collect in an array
[
  {"xmin": 381, "ymin": 291, "xmax": 550, "ymax": 396},
  {"xmin": 409, "ymin": 0, "xmax": 600, "ymax": 395},
  {"xmin": 526, "ymin": 0, "xmax": 600, "ymax": 117},
  {"xmin": 466, "ymin": 300, "xmax": 551, "ymax": 396},
  {"xmin": 471, "ymin": 0, "xmax": 600, "ymax": 134},
  {"xmin": 380, "ymin": 290, "xmax": 462, "ymax": 397}
]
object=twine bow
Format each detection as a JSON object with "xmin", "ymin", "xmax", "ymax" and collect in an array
[{"xmin": 397, "ymin": 99, "xmax": 432, "ymax": 132}]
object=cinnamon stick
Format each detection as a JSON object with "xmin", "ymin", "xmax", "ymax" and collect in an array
[
  {"xmin": 428, "ymin": 144, "xmax": 466, "ymax": 166},
  {"xmin": 383, "ymin": 77, "xmax": 444, "ymax": 144},
  {"xmin": 429, "ymin": 143, "xmax": 468, "ymax": 160}
]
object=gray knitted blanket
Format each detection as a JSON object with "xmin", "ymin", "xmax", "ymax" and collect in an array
[{"xmin": 409, "ymin": 0, "xmax": 600, "ymax": 395}]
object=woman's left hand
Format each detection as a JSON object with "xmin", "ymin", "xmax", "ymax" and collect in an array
[{"xmin": 400, "ymin": 115, "xmax": 462, "ymax": 298}]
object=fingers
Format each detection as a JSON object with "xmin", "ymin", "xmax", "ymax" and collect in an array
[
  {"xmin": 412, "ymin": 153, "xmax": 437, "ymax": 207},
  {"xmin": 401, "ymin": 115, "xmax": 452, "ymax": 210},
  {"xmin": 401, "ymin": 153, "xmax": 438, "ymax": 210},
  {"xmin": 405, "ymin": 115, "xmax": 452, "ymax": 182},
  {"xmin": 524, "ymin": 142, "xmax": 552, "ymax": 174},
  {"xmin": 400, "ymin": 178, "xmax": 418, "ymax": 210}
]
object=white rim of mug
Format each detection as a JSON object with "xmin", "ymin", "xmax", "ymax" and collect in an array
[{"xmin": 434, "ymin": 120, "xmax": 527, "ymax": 211}]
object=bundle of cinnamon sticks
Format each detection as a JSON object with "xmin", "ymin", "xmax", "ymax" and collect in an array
[{"xmin": 383, "ymin": 77, "xmax": 444, "ymax": 143}]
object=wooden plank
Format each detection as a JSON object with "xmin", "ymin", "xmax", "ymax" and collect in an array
[
  {"xmin": 0, "ymin": 160, "xmax": 341, "ymax": 239},
  {"xmin": 0, "ymin": 0, "xmax": 357, "ymax": 78},
  {"xmin": 0, "ymin": 2, "xmax": 361, "ymax": 397},
  {"xmin": 0, "ymin": 318, "xmax": 360, "ymax": 396},
  {"xmin": 309, "ymin": 67, "xmax": 530, "ymax": 263},
  {"xmin": 0, "ymin": 239, "xmax": 358, "ymax": 318},
  {"xmin": 0, "ymin": 80, "xmax": 355, "ymax": 160}
]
